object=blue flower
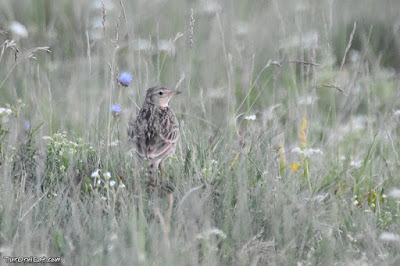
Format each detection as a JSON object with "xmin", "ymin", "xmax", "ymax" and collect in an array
[
  {"xmin": 110, "ymin": 104, "xmax": 121, "ymax": 116},
  {"xmin": 24, "ymin": 121, "xmax": 31, "ymax": 131},
  {"xmin": 118, "ymin": 72, "xmax": 132, "ymax": 87}
]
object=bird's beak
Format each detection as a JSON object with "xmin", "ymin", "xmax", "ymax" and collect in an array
[{"xmin": 168, "ymin": 90, "xmax": 182, "ymax": 96}]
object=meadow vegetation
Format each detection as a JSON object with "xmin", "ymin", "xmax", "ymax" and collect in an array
[{"xmin": 1, "ymin": 0, "xmax": 400, "ymax": 265}]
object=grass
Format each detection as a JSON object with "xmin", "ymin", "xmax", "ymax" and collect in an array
[{"xmin": 1, "ymin": 0, "xmax": 400, "ymax": 265}]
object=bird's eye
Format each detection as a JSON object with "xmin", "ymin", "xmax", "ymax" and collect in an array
[{"xmin": 159, "ymin": 92, "xmax": 163, "ymax": 95}]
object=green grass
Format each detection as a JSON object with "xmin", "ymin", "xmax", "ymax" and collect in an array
[{"xmin": 1, "ymin": 0, "xmax": 400, "ymax": 265}]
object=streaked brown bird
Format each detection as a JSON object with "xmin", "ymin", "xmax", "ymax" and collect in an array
[{"xmin": 128, "ymin": 87, "xmax": 181, "ymax": 185}]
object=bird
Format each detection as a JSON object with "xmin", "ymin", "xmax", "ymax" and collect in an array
[{"xmin": 128, "ymin": 86, "xmax": 181, "ymax": 186}]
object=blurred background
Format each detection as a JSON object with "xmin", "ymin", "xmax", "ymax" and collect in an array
[{"xmin": 0, "ymin": 0, "xmax": 399, "ymax": 136}]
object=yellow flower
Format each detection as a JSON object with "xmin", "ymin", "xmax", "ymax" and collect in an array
[{"xmin": 289, "ymin": 163, "xmax": 301, "ymax": 173}]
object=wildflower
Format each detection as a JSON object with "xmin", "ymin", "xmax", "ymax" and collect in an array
[
  {"xmin": 379, "ymin": 232, "xmax": 400, "ymax": 242},
  {"xmin": 388, "ymin": 188, "xmax": 400, "ymax": 199},
  {"xmin": 118, "ymin": 72, "xmax": 132, "ymax": 87},
  {"xmin": 200, "ymin": 1, "xmax": 221, "ymax": 14},
  {"xmin": 244, "ymin": 114, "xmax": 256, "ymax": 121},
  {"xmin": 110, "ymin": 104, "xmax": 121, "ymax": 117},
  {"xmin": 350, "ymin": 160, "xmax": 362, "ymax": 169},
  {"xmin": 291, "ymin": 147, "xmax": 323, "ymax": 157},
  {"xmin": 196, "ymin": 228, "xmax": 226, "ymax": 240},
  {"xmin": 97, "ymin": 179, "xmax": 102, "ymax": 185},
  {"xmin": 0, "ymin": 108, "xmax": 12, "ymax": 116},
  {"xmin": 158, "ymin": 40, "xmax": 175, "ymax": 56},
  {"xmin": 91, "ymin": 169, "xmax": 100, "ymax": 178},
  {"xmin": 234, "ymin": 21, "xmax": 249, "ymax": 37},
  {"xmin": 313, "ymin": 193, "xmax": 329, "ymax": 203},
  {"xmin": 110, "ymin": 140, "xmax": 120, "ymax": 147},
  {"xmin": 9, "ymin": 21, "xmax": 28, "ymax": 38},
  {"xmin": 298, "ymin": 96, "xmax": 317, "ymax": 105},
  {"xmin": 24, "ymin": 121, "xmax": 31, "ymax": 131},
  {"xmin": 132, "ymin": 39, "xmax": 153, "ymax": 52},
  {"xmin": 104, "ymin": 171, "xmax": 111, "ymax": 180},
  {"xmin": 210, "ymin": 159, "xmax": 218, "ymax": 165},
  {"xmin": 0, "ymin": 108, "xmax": 12, "ymax": 123},
  {"xmin": 118, "ymin": 183, "xmax": 126, "ymax": 188},
  {"xmin": 42, "ymin": 136, "xmax": 53, "ymax": 141},
  {"xmin": 289, "ymin": 163, "xmax": 301, "ymax": 173},
  {"xmin": 109, "ymin": 180, "xmax": 116, "ymax": 187},
  {"xmin": 302, "ymin": 148, "xmax": 323, "ymax": 157}
]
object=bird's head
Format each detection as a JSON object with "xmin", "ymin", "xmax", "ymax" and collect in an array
[{"xmin": 145, "ymin": 87, "xmax": 181, "ymax": 107}]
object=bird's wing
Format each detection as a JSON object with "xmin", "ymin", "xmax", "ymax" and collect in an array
[
  {"xmin": 145, "ymin": 108, "xmax": 179, "ymax": 160},
  {"xmin": 159, "ymin": 108, "xmax": 180, "ymax": 143},
  {"xmin": 129, "ymin": 110, "xmax": 149, "ymax": 158},
  {"xmin": 146, "ymin": 138, "xmax": 174, "ymax": 159}
]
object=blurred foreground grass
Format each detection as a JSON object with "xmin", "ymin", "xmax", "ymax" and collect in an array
[{"xmin": 1, "ymin": 0, "xmax": 400, "ymax": 265}]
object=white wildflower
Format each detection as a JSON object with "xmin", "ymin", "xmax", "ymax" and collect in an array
[
  {"xmin": 133, "ymin": 39, "xmax": 153, "ymax": 52},
  {"xmin": 118, "ymin": 183, "xmax": 126, "ymax": 189},
  {"xmin": 349, "ymin": 49, "xmax": 360, "ymax": 63},
  {"xmin": 91, "ymin": 169, "xmax": 100, "ymax": 178},
  {"xmin": 158, "ymin": 39, "xmax": 175, "ymax": 56},
  {"xmin": 394, "ymin": 110, "xmax": 400, "ymax": 116},
  {"xmin": 97, "ymin": 179, "xmax": 102, "ymax": 185},
  {"xmin": 0, "ymin": 108, "xmax": 12, "ymax": 115},
  {"xmin": 109, "ymin": 180, "xmax": 116, "ymax": 187},
  {"xmin": 313, "ymin": 193, "xmax": 329, "ymax": 203},
  {"xmin": 244, "ymin": 114, "xmax": 256, "ymax": 121},
  {"xmin": 201, "ymin": 1, "xmax": 221, "ymax": 14},
  {"xmin": 0, "ymin": 108, "xmax": 12, "ymax": 123},
  {"xmin": 234, "ymin": 21, "xmax": 249, "ymax": 37},
  {"xmin": 291, "ymin": 147, "xmax": 323, "ymax": 157},
  {"xmin": 90, "ymin": 0, "xmax": 115, "ymax": 10},
  {"xmin": 104, "ymin": 172, "xmax": 111, "ymax": 179},
  {"xmin": 388, "ymin": 188, "xmax": 400, "ymax": 199},
  {"xmin": 292, "ymin": 147, "xmax": 302, "ymax": 154},
  {"xmin": 42, "ymin": 136, "xmax": 53, "ymax": 141},
  {"xmin": 298, "ymin": 96, "xmax": 317, "ymax": 105},
  {"xmin": 101, "ymin": 196, "xmax": 107, "ymax": 201},
  {"xmin": 9, "ymin": 21, "xmax": 28, "ymax": 38},
  {"xmin": 110, "ymin": 140, "xmax": 120, "ymax": 147},
  {"xmin": 302, "ymin": 148, "xmax": 323, "ymax": 157},
  {"xmin": 196, "ymin": 228, "xmax": 226, "ymax": 240},
  {"xmin": 353, "ymin": 200, "xmax": 359, "ymax": 206},
  {"xmin": 379, "ymin": 232, "xmax": 400, "ymax": 242},
  {"xmin": 352, "ymin": 116, "xmax": 367, "ymax": 130},
  {"xmin": 350, "ymin": 160, "xmax": 362, "ymax": 169}
]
